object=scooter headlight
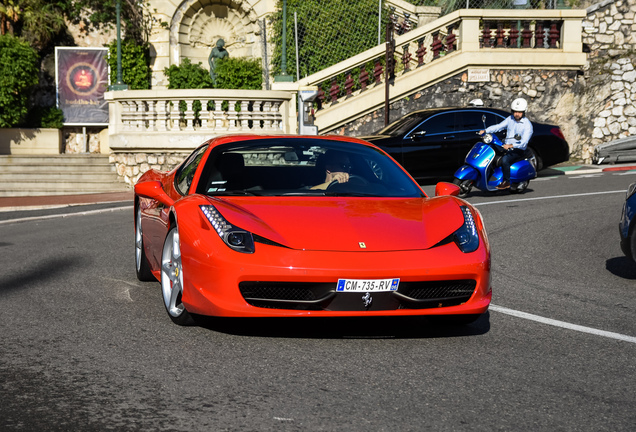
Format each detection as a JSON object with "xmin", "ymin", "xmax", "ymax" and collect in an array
[
  {"xmin": 482, "ymin": 133, "xmax": 493, "ymax": 144},
  {"xmin": 453, "ymin": 206, "xmax": 480, "ymax": 253}
]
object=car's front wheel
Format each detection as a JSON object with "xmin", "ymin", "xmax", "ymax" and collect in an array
[{"xmin": 161, "ymin": 226, "xmax": 195, "ymax": 326}]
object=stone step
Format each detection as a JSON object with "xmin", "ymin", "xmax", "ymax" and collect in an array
[
  {"xmin": 0, "ymin": 171, "xmax": 122, "ymax": 181},
  {"xmin": 0, "ymin": 154, "xmax": 113, "ymax": 165},
  {"xmin": 0, "ymin": 154, "xmax": 129, "ymax": 197},
  {"xmin": 0, "ymin": 163, "xmax": 116, "ymax": 173}
]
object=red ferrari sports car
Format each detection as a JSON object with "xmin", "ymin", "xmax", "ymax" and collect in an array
[{"xmin": 134, "ymin": 134, "xmax": 491, "ymax": 325}]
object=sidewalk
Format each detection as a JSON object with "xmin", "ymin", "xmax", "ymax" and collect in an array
[{"xmin": 0, "ymin": 191, "xmax": 133, "ymax": 212}]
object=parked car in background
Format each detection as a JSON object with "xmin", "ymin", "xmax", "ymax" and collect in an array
[
  {"xmin": 619, "ymin": 181, "xmax": 636, "ymax": 263},
  {"xmin": 361, "ymin": 106, "xmax": 570, "ymax": 182}
]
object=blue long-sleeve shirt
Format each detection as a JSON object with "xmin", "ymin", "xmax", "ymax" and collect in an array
[{"xmin": 485, "ymin": 116, "xmax": 533, "ymax": 150}]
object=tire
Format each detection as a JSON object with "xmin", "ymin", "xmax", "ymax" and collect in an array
[
  {"xmin": 527, "ymin": 147, "xmax": 543, "ymax": 172},
  {"xmin": 510, "ymin": 180, "xmax": 529, "ymax": 194},
  {"xmin": 452, "ymin": 178, "xmax": 473, "ymax": 198},
  {"xmin": 135, "ymin": 206, "xmax": 155, "ymax": 281},
  {"xmin": 161, "ymin": 226, "xmax": 195, "ymax": 326}
]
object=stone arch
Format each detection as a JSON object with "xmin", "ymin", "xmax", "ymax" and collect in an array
[{"xmin": 169, "ymin": 0, "xmax": 261, "ymax": 67}]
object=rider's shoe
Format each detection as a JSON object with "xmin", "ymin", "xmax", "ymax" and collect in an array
[{"xmin": 496, "ymin": 180, "xmax": 510, "ymax": 190}]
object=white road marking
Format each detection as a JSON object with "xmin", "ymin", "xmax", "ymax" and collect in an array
[
  {"xmin": 615, "ymin": 171, "xmax": 636, "ymax": 176},
  {"xmin": 473, "ymin": 190, "xmax": 626, "ymax": 206},
  {"xmin": 568, "ymin": 173, "xmax": 604, "ymax": 179},
  {"xmin": 490, "ymin": 304, "xmax": 636, "ymax": 344},
  {"xmin": 0, "ymin": 206, "xmax": 132, "ymax": 225}
]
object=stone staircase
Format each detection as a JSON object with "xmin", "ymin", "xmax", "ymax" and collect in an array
[{"xmin": 0, "ymin": 154, "xmax": 130, "ymax": 197}]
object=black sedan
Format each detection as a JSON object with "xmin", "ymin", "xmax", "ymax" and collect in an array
[{"xmin": 360, "ymin": 107, "xmax": 570, "ymax": 181}]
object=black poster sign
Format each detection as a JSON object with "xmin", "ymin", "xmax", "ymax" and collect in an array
[{"xmin": 56, "ymin": 47, "xmax": 109, "ymax": 125}]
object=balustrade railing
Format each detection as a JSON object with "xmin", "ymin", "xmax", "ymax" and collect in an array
[{"xmin": 105, "ymin": 89, "xmax": 294, "ymax": 137}]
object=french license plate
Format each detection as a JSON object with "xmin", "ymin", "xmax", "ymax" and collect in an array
[{"xmin": 336, "ymin": 278, "xmax": 399, "ymax": 292}]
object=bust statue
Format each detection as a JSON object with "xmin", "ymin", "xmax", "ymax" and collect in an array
[{"xmin": 208, "ymin": 38, "xmax": 229, "ymax": 86}]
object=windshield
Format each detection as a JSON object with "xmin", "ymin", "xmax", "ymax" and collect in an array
[
  {"xmin": 374, "ymin": 112, "xmax": 425, "ymax": 136},
  {"xmin": 195, "ymin": 137, "xmax": 424, "ymax": 198}
]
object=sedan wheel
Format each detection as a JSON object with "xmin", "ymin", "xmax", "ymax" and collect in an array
[
  {"xmin": 161, "ymin": 226, "xmax": 194, "ymax": 325},
  {"xmin": 135, "ymin": 206, "xmax": 154, "ymax": 281},
  {"xmin": 527, "ymin": 147, "xmax": 543, "ymax": 172}
]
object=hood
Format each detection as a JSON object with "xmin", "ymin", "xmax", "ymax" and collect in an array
[{"xmin": 207, "ymin": 196, "xmax": 465, "ymax": 252}]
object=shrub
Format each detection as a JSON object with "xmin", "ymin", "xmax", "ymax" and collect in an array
[
  {"xmin": 163, "ymin": 58, "xmax": 213, "ymax": 89},
  {"xmin": 108, "ymin": 39, "xmax": 151, "ymax": 90},
  {"xmin": 215, "ymin": 57, "xmax": 263, "ymax": 90},
  {"xmin": 0, "ymin": 34, "xmax": 40, "ymax": 128}
]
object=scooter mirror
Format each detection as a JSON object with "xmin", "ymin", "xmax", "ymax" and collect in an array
[
  {"xmin": 435, "ymin": 182, "xmax": 461, "ymax": 197},
  {"xmin": 481, "ymin": 115, "xmax": 486, "ymax": 128}
]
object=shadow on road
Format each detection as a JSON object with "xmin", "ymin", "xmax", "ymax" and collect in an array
[
  {"xmin": 194, "ymin": 312, "xmax": 491, "ymax": 339},
  {"xmin": 606, "ymin": 256, "xmax": 636, "ymax": 280}
]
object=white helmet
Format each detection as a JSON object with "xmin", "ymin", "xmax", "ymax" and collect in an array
[{"xmin": 511, "ymin": 98, "xmax": 528, "ymax": 112}]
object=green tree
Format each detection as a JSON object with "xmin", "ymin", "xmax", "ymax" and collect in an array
[
  {"xmin": 0, "ymin": 33, "xmax": 39, "ymax": 127},
  {"xmin": 66, "ymin": 0, "xmax": 163, "ymax": 44}
]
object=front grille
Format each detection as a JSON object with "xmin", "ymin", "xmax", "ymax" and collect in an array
[
  {"xmin": 395, "ymin": 280, "xmax": 476, "ymax": 308},
  {"xmin": 239, "ymin": 279, "xmax": 477, "ymax": 311}
]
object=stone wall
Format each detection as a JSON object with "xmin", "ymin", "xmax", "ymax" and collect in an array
[
  {"xmin": 583, "ymin": 0, "xmax": 636, "ymax": 156},
  {"xmin": 110, "ymin": 153, "xmax": 190, "ymax": 186}
]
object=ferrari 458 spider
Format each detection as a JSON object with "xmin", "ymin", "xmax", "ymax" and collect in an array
[{"xmin": 134, "ymin": 135, "xmax": 491, "ymax": 325}]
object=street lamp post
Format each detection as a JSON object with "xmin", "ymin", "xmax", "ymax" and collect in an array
[
  {"xmin": 275, "ymin": 0, "xmax": 293, "ymax": 82},
  {"xmin": 109, "ymin": 0, "xmax": 128, "ymax": 91}
]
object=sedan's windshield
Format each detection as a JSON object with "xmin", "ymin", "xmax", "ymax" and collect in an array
[
  {"xmin": 195, "ymin": 137, "xmax": 424, "ymax": 198},
  {"xmin": 374, "ymin": 112, "xmax": 425, "ymax": 136}
]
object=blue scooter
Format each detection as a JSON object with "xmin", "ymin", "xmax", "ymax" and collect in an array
[{"xmin": 453, "ymin": 129, "xmax": 536, "ymax": 198}]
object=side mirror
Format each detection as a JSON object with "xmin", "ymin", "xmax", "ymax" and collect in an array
[
  {"xmin": 135, "ymin": 181, "xmax": 175, "ymax": 207},
  {"xmin": 435, "ymin": 182, "xmax": 461, "ymax": 197},
  {"xmin": 411, "ymin": 131, "xmax": 426, "ymax": 140},
  {"xmin": 481, "ymin": 115, "xmax": 486, "ymax": 129}
]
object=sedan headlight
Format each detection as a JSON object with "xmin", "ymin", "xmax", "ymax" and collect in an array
[
  {"xmin": 482, "ymin": 133, "xmax": 493, "ymax": 144},
  {"xmin": 200, "ymin": 205, "xmax": 255, "ymax": 253},
  {"xmin": 453, "ymin": 206, "xmax": 479, "ymax": 253}
]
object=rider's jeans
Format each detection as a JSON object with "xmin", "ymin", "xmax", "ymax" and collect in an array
[{"xmin": 501, "ymin": 148, "xmax": 525, "ymax": 182}]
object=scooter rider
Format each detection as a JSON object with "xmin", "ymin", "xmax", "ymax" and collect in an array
[{"xmin": 479, "ymin": 98, "xmax": 533, "ymax": 190}]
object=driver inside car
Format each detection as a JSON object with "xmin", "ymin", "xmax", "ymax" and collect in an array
[{"xmin": 311, "ymin": 150, "xmax": 352, "ymax": 190}]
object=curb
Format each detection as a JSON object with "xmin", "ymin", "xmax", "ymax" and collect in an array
[{"xmin": 552, "ymin": 165, "xmax": 636, "ymax": 175}]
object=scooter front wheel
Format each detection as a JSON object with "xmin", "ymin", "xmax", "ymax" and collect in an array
[
  {"xmin": 510, "ymin": 180, "xmax": 529, "ymax": 194},
  {"xmin": 453, "ymin": 178, "xmax": 473, "ymax": 198}
]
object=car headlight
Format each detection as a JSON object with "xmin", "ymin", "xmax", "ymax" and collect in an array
[
  {"xmin": 482, "ymin": 133, "xmax": 493, "ymax": 144},
  {"xmin": 453, "ymin": 206, "xmax": 479, "ymax": 253},
  {"xmin": 200, "ymin": 205, "xmax": 255, "ymax": 253},
  {"xmin": 627, "ymin": 182, "xmax": 636, "ymax": 200}
]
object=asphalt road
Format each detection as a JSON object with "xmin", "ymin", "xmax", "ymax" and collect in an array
[{"xmin": 1, "ymin": 169, "xmax": 635, "ymax": 431}]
